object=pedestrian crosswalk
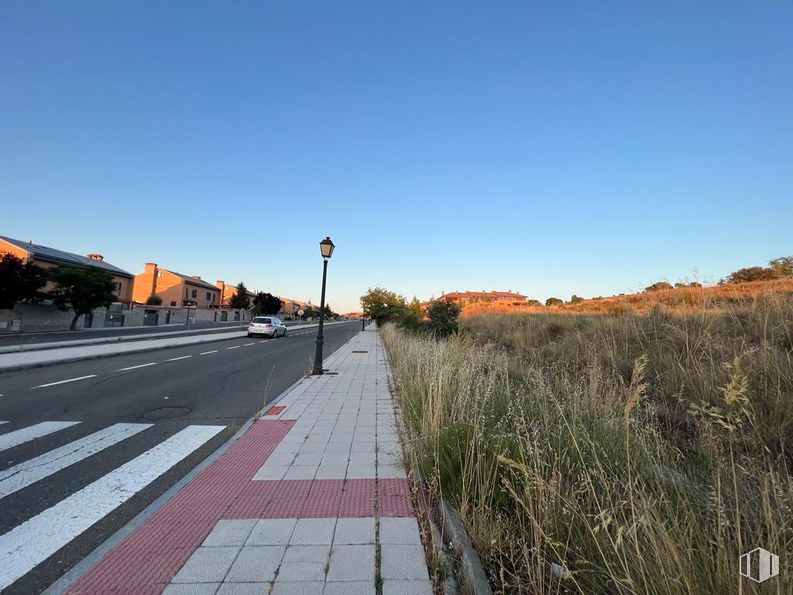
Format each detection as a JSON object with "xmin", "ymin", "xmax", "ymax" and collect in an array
[
  {"xmin": 0, "ymin": 420, "xmax": 81, "ymax": 451},
  {"xmin": 0, "ymin": 419, "xmax": 227, "ymax": 591}
]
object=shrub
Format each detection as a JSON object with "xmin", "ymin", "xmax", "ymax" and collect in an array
[
  {"xmin": 569, "ymin": 294, "xmax": 584, "ymax": 304},
  {"xmin": 545, "ymin": 297, "xmax": 563, "ymax": 307},
  {"xmin": 726, "ymin": 266, "xmax": 779, "ymax": 283},
  {"xmin": 425, "ymin": 299, "xmax": 460, "ymax": 336},
  {"xmin": 645, "ymin": 281, "xmax": 673, "ymax": 292},
  {"xmin": 145, "ymin": 294, "xmax": 162, "ymax": 305}
]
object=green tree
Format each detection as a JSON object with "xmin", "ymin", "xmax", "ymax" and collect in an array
[
  {"xmin": 145, "ymin": 294, "xmax": 163, "ymax": 305},
  {"xmin": 48, "ymin": 264, "xmax": 117, "ymax": 330},
  {"xmin": 545, "ymin": 297, "xmax": 563, "ymax": 307},
  {"xmin": 360, "ymin": 287, "xmax": 407, "ymax": 325},
  {"xmin": 302, "ymin": 307, "xmax": 319, "ymax": 319},
  {"xmin": 726, "ymin": 266, "xmax": 779, "ymax": 283},
  {"xmin": 253, "ymin": 292, "xmax": 282, "ymax": 315},
  {"xmin": 526, "ymin": 299, "xmax": 542, "ymax": 307},
  {"xmin": 425, "ymin": 299, "xmax": 460, "ymax": 336},
  {"xmin": 769, "ymin": 256, "xmax": 793, "ymax": 278},
  {"xmin": 229, "ymin": 282, "xmax": 251, "ymax": 309},
  {"xmin": 0, "ymin": 253, "xmax": 48, "ymax": 309},
  {"xmin": 569, "ymin": 295, "xmax": 585, "ymax": 304},
  {"xmin": 408, "ymin": 297, "xmax": 423, "ymax": 319}
]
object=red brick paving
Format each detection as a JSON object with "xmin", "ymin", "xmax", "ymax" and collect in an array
[{"xmin": 66, "ymin": 419, "xmax": 414, "ymax": 593}]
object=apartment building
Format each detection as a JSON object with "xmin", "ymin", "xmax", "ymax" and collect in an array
[
  {"xmin": 439, "ymin": 290, "xmax": 528, "ymax": 306},
  {"xmin": 133, "ymin": 263, "xmax": 220, "ymax": 308},
  {"xmin": 0, "ymin": 235, "xmax": 134, "ymax": 303}
]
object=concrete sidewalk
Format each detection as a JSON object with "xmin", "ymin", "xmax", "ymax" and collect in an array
[
  {"xmin": 60, "ymin": 327, "xmax": 431, "ymax": 595},
  {"xmin": 0, "ymin": 322, "xmax": 348, "ymax": 373}
]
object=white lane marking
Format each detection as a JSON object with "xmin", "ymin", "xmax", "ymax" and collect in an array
[
  {"xmin": 0, "ymin": 423, "xmax": 153, "ymax": 498},
  {"xmin": 226, "ymin": 345, "xmax": 241, "ymax": 350},
  {"xmin": 116, "ymin": 363, "xmax": 157, "ymax": 371},
  {"xmin": 244, "ymin": 343, "xmax": 256, "ymax": 346},
  {"xmin": 166, "ymin": 355, "xmax": 192, "ymax": 362},
  {"xmin": 0, "ymin": 424, "xmax": 225, "ymax": 589},
  {"xmin": 0, "ymin": 422, "xmax": 81, "ymax": 452},
  {"xmin": 0, "ymin": 421, "xmax": 6, "ymax": 425},
  {"xmin": 199, "ymin": 350, "xmax": 218, "ymax": 355},
  {"xmin": 33, "ymin": 375, "xmax": 97, "ymax": 389}
]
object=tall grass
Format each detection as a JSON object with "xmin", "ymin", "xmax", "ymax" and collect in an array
[{"xmin": 381, "ymin": 294, "xmax": 793, "ymax": 594}]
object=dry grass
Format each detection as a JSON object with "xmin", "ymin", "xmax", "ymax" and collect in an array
[
  {"xmin": 381, "ymin": 294, "xmax": 793, "ymax": 594},
  {"xmin": 460, "ymin": 278, "xmax": 793, "ymax": 317}
]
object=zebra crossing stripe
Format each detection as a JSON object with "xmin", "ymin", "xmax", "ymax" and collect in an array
[
  {"xmin": 0, "ymin": 424, "xmax": 225, "ymax": 589},
  {"xmin": 0, "ymin": 421, "xmax": 81, "ymax": 452},
  {"xmin": 0, "ymin": 423, "xmax": 154, "ymax": 499}
]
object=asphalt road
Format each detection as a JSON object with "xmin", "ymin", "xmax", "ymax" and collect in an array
[
  {"xmin": 0, "ymin": 320, "xmax": 361, "ymax": 594},
  {"xmin": 0, "ymin": 318, "xmax": 316, "ymax": 348}
]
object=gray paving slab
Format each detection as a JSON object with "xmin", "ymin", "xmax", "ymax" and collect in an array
[
  {"xmin": 290, "ymin": 518, "xmax": 336, "ymax": 545},
  {"xmin": 202, "ymin": 520, "xmax": 258, "ymax": 547},
  {"xmin": 323, "ymin": 581, "xmax": 376, "ymax": 595},
  {"xmin": 163, "ymin": 584, "xmax": 221, "ymax": 595},
  {"xmin": 379, "ymin": 517, "xmax": 422, "ymax": 545},
  {"xmin": 246, "ymin": 518, "xmax": 297, "ymax": 546},
  {"xmin": 326, "ymin": 545, "xmax": 375, "ymax": 582},
  {"xmin": 380, "ymin": 545, "xmax": 431, "ymax": 581},
  {"xmin": 332, "ymin": 518, "xmax": 375, "ymax": 545},
  {"xmin": 224, "ymin": 546, "xmax": 285, "ymax": 582},
  {"xmin": 172, "ymin": 546, "xmax": 240, "ymax": 583},
  {"xmin": 382, "ymin": 579, "xmax": 434, "ymax": 595}
]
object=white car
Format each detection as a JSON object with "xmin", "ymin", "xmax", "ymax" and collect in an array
[{"xmin": 248, "ymin": 316, "xmax": 287, "ymax": 338}]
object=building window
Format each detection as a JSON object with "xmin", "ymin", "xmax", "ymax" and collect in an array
[
  {"xmin": 170, "ymin": 301, "xmax": 176, "ymax": 306},
  {"xmin": 191, "ymin": 289, "xmax": 197, "ymax": 298},
  {"xmin": 206, "ymin": 292, "xmax": 211, "ymax": 301}
]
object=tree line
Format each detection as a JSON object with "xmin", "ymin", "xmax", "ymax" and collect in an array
[
  {"xmin": 360, "ymin": 287, "xmax": 460, "ymax": 336},
  {"xmin": 1, "ymin": 253, "xmax": 120, "ymax": 329}
]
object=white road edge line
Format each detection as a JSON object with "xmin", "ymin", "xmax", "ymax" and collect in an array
[
  {"xmin": 33, "ymin": 375, "xmax": 97, "ymax": 389},
  {"xmin": 0, "ymin": 421, "xmax": 81, "ymax": 451},
  {"xmin": 166, "ymin": 355, "xmax": 192, "ymax": 362},
  {"xmin": 0, "ymin": 424, "xmax": 226, "ymax": 589},
  {"xmin": 199, "ymin": 350, "xmax": 218, "ymax": 355},
  {"xmin": 0, "ymin": 423, "xmax": 153, "ymax": 498},
  {"xmin": 116, "ymin": 363, "xmax": 157, "ymax": 371}
]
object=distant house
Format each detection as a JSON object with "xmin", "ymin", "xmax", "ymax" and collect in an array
[
  {"xmin": 0, "ymin": 235, "xmax": 134, "ymax": 303},
  {"xmin": 438, "ymin": 290, "xmax": 528, "ymax": 306},
  {"xmin": 132, "ymin": 263, "xmax": 220, "ymax": 308},
  {"xmin": 215, "ymin": 280, "xmax": 256, "ymax": 308}
]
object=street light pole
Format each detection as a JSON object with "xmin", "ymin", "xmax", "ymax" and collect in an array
[{"xmin": 312, "ymin": 237, "xmax": 335, "ymax": 375}]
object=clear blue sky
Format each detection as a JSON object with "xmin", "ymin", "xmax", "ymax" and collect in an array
[{"xmin": 2, "ymin": 1, "xmax": 791, "ymax": 312}]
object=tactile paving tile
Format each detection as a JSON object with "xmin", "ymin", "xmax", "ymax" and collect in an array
[
  {"xmin": 66, "ymin": 420, "xmax": 293, "ymax": 593},
  {"xmin": 377, "ymin": 478, "xmax": 414, "ymax": 517}
]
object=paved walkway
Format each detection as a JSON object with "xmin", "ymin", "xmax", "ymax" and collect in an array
[{"xmin": 63, "ymin": 327, "xmax": 431, "ymax": 595}]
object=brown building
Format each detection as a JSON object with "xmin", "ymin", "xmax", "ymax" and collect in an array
[
  {"xmin": 439, "ymin": 290, "xmax": 528, "ymax": 306},
  {"xmin": 133, "ymin": 263, "xmax": 220, "ymax": 308},
  {"xmin": 0, "ymin": 235, "xmax": 134, "ymax": 303},
  {"xmin": 215, "ymin": 280, "xmax": 256, "ymax": 308}
]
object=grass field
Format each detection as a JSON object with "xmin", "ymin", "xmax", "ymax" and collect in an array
[{"xmin": 381, "ymin": 293, "xmax": 792, "ymax": 594}]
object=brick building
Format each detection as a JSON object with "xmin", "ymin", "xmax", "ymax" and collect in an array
[
  {"xmin": 0, "ymin": 235, "xmax": 134, "ymax": 304},
  {"xmin": 132, "ymin": 263, "xmax": 220, "ymax": 308}
]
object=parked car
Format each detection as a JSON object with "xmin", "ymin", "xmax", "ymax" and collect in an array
[{"xmin": 248, "ymin": 316, "xmax": 287, "ymax": 338}]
